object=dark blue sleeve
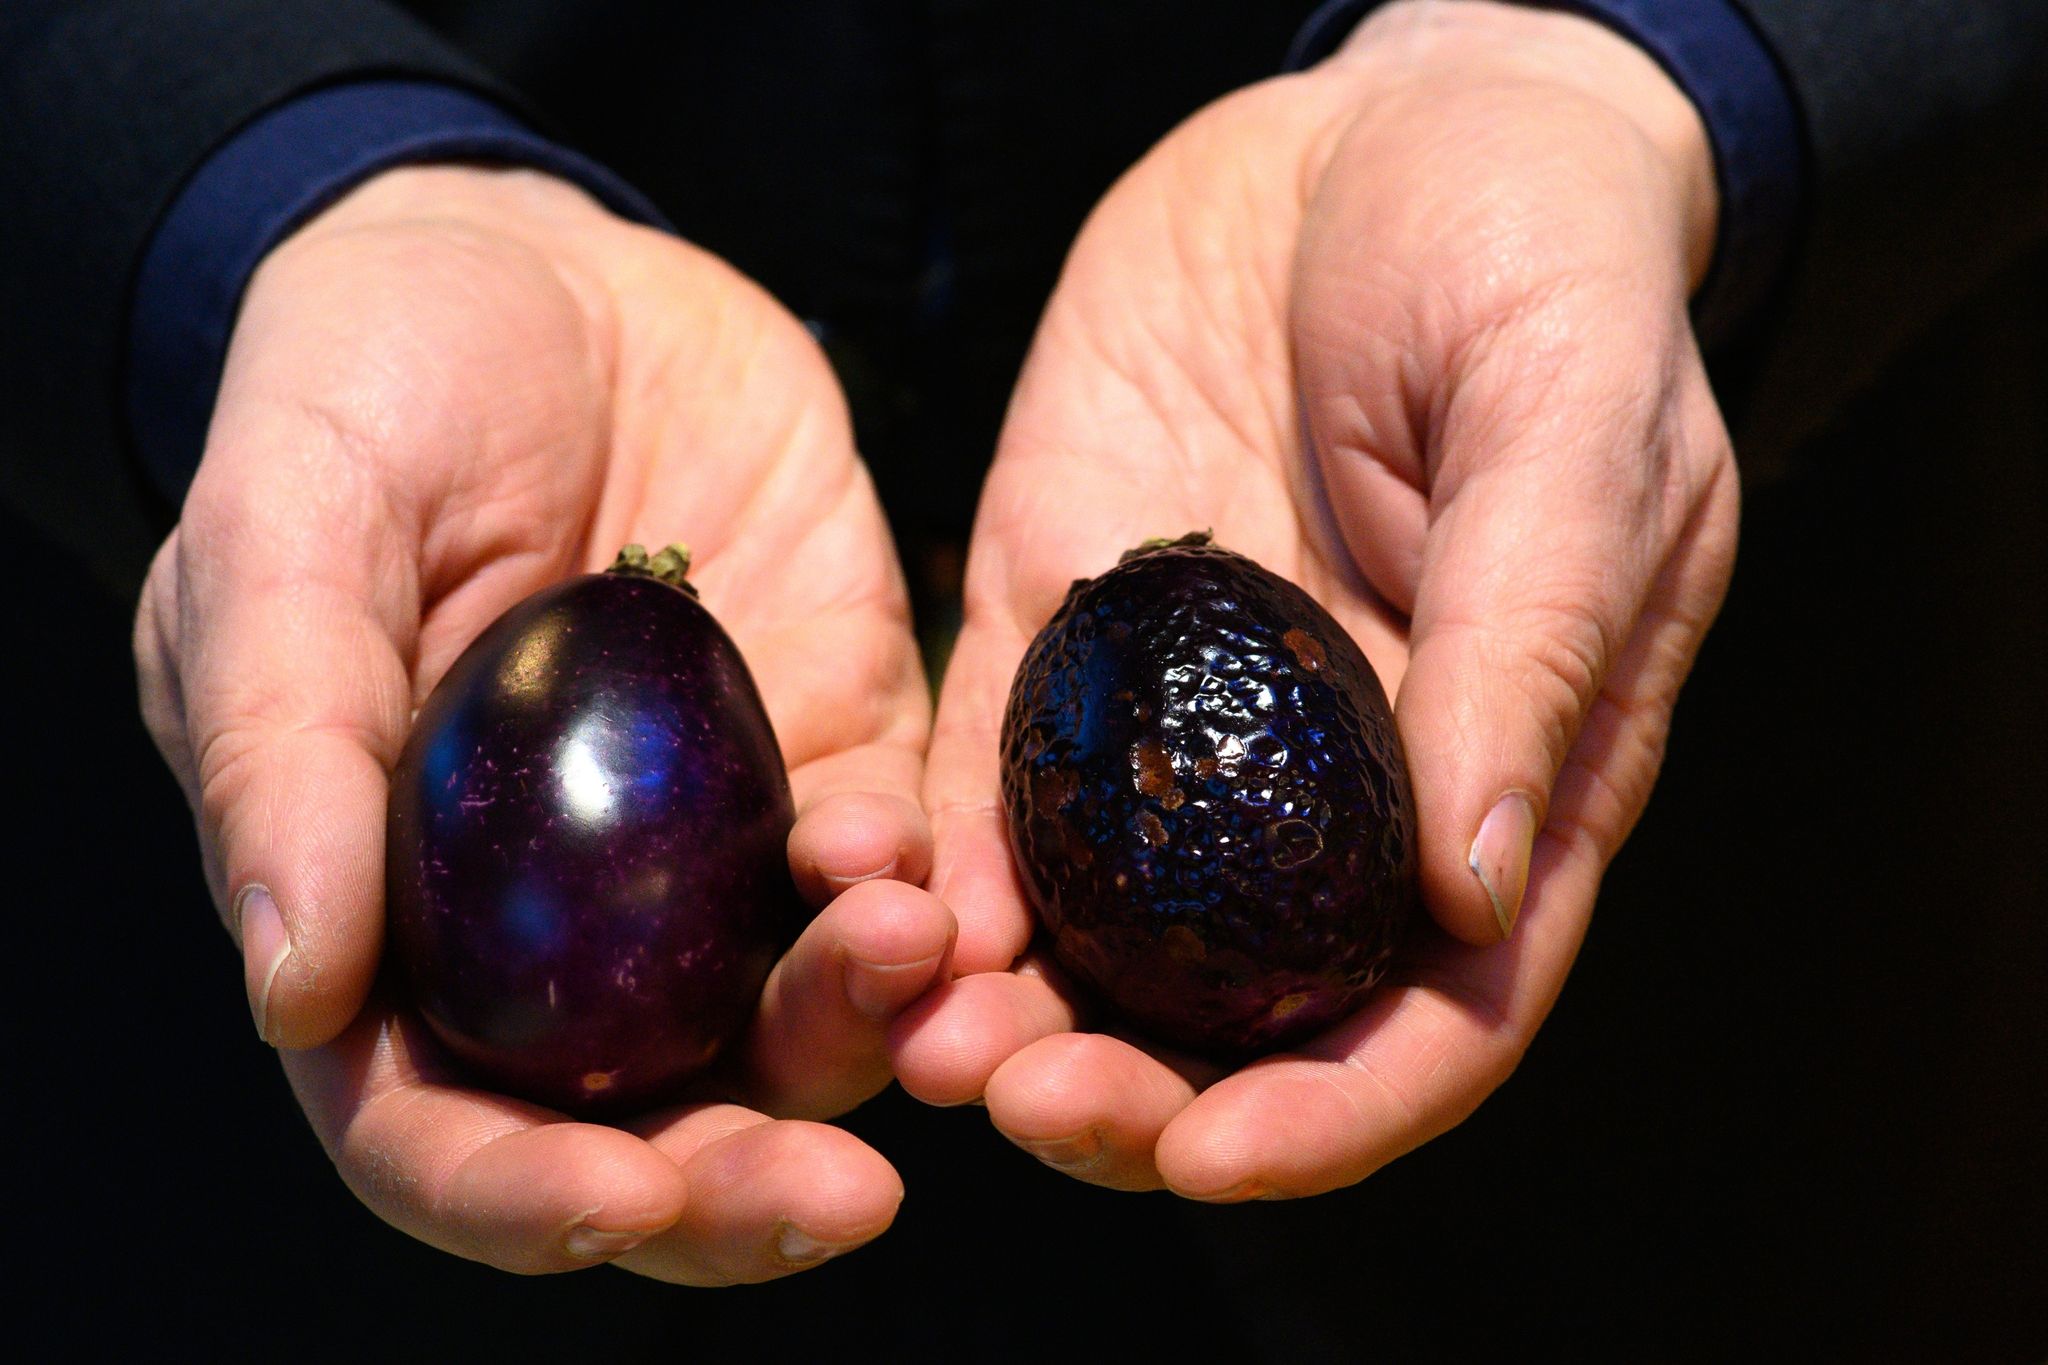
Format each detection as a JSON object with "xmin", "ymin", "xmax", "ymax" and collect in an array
[
  {"xmin": 126, "ymin": 80, "xmax": 671, "ymax": 504},
  {"xmin": 1286, "ymin": 0, "xmax": 1806, "ymax": 348}
]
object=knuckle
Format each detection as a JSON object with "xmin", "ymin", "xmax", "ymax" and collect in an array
[
  {"xmin": 1553, "ymin": 692, "xmax": 1676, "ymax": 857},
  {"xmin": 1047, "ymin": 1030, "xmax": 1125, "ymax": 1079},
  {"xmin": 192, "ymin": 723, "xmax": 269, "ymax": 854},
  {"xmin": 1442, "ymin": 599, "xmax": 1615, "ymax": 772},
  {"xmin": 132, "ymin": 555, "xmax": 188, "ymax": 759},
  {"xmin": 1517, "ymin": 604, "xmax": 1610, "ymax": 717},
  {"xmin": 192, "ymin": 714, "xmax": 393, "ymax": 861}
]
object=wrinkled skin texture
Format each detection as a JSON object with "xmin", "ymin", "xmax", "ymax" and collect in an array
[
  {"xmin": 389, "ymin": 571, "xmax": 805, "ymax": 1115},
  {"xmin": 1003, "ymin": 540, "xmax": 1416, "ymax": 1053},
  {"xmin": 895, "ymin": 0, "xmax": 1740, "ymax": 1198},
  {"xmin": 134, "ymin": 166, "xmax": 952, "ymax": 1282}
]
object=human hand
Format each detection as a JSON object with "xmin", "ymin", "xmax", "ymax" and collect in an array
[
  {"xmin": 896, "ymin": 0, "xmax": 1739, "ymax": 1198},
  {"xmin": 133, "ymin": 165, "xmax": 948, "ymax": 1279}
]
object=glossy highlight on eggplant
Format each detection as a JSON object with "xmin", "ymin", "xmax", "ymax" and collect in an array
[
  {"xmin": 1000, "ymin": 533, "xmax": 1417, "ymax": 1055},
  {"xmin": 386, "ymin": 545, "xmax": 804, "ymax": 1115}
]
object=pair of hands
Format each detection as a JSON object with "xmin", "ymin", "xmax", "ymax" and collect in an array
[{"xmin": 135, "ymin": 2, "xmax": 1737, "ymax": 1285}]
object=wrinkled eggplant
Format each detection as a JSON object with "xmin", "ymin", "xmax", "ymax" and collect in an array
[{"xmin": 1002, "ymin": 533, "xmax": 1416, "ymax": 1055}]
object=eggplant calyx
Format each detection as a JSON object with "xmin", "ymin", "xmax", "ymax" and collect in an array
[
  {"xmin": 1118, "ymin": 529, "xmax": 1214, "ymax": 564},
  {"xmin": 608, "ymin": 543, "xmax": 699, "ymax": 596}
]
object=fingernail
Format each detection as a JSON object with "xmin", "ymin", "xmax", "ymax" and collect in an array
[
  {"xmin": 1187, "ymin": 1179, "xmax": 1272, "ymax": 1204},
  {"xmin": 1468, "ymin": 792, "xmax": 1537, "ymax": 940},
  {"xmin": 843, "ymin": 951, "xmax": 945, "ymax": 1021},
  {"xmin": 236, "ymin": 884, "xmax": 291, "ymax": 1043},
  {"xmin": 1016, "ymin": 1130, "xmax": 1105, "ymax": 1173},
  {"xmin": 564, "ymin": 1225, "xmax": 652, "ymax": 1261},
  {"xmin": 775, "ymin": 1222, "xmax": 861, "ymax": 1267}
]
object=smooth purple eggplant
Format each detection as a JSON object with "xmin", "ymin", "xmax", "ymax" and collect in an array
[
  {"xmin": 386, "ymin": 544, "xmax": 805, "ymax": 1115},
  {"xmin": 1001, "ymin": 533, "xmax": 1417, "ymax": 1056}
]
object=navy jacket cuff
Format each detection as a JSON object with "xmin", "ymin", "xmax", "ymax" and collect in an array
[
  {"xmin": 1287, "ymin": 0, "xmax": 1806, "ymax": 348},
  {"xmin": 127, "ymin": 79, "xmax": 670, "ymax": 504}
]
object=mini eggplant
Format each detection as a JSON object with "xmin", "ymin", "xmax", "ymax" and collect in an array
[
  {"xmin": 386, "ymin": 545, "xmax": 804, "ymax": 1115},
  {"xmin": 1001, "ymin": 533, "xmax": 1417, "ymax": 1055}
]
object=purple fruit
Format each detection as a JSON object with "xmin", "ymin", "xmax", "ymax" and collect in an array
[
  {"xmin": 386, "ymin": 544, "xmax": 803, "ymax": 1115},
  {"xmin": 1001, "ymin": 533, "xmax": 1417, "ymax": 1056}
]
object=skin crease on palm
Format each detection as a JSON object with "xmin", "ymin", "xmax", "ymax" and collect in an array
[
  {"xmin": 130, "ymin": 0, "xmax": 1739, "ymax": 1282},
  {"xmin": 892, "ymin": 0, "xmax": 1740, "ymax": 1200},
  {"xmin": 133, "ymin": 165, "xmax": 954, "ymax": 1284}
]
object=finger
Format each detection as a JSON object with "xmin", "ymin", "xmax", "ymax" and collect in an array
[
  {"xmin": 1397, "ymin": 342, "xmax": 1732, "ymax": 946},
  {"xmin": 1154, "ymin": 831, "xmax": 1593, "ymax": 1201},
  {"xmin": 685, "ymin": 470, "xmax": 934, "ymax": 906},
  {"xmin": 1151, "ymin": 508, "xmax": 1733, "ymax": 1200},
  {"xmin": 788, "ymin": 788, "xmax": 933, "ymax": 908},
  {"xmin": 134, "ymin": 534, "xmax": 197, "ymax": 804},
  {"xmin": 777, "ymin": 614, "xmax": 930, "ymax": 912},
  {"xmin": 985, "ymin": 1032, "xmax": 1204, "ymax": 1191},
  {"xmin": 624, "ymin": 378, "xmax": 934, "ymax": 906},
  {"xmin": 1305, "ymin": 294, "xmax": 1710, "ymax": 945},
  {"xmin": 888, "ymin": 961, "xmax": 1084, "ymax": 1107},
  {"xmin": 173, "ymin": 226, "xmax": 610, "ymax": 1047},
  {"xmin": 175, "ymin": 429, "xmax": 420, "ymax": 1047},
  {"xmin": 741, "ymin": 879, "xmax": 955, "ymax": 1119},
  {"xmin": 617, "ymin": 1107, "xmax": 904, "ymax": 1285},
  {"xmin": 1290, "ymin": 92, "xmax": 1723, "ymax": 948},
  {"xmin": 282, "ymin": 1009, "xmax": 689, "ymax": 1274},
  {"xmin": 923, "ymin": 612, "xmax": 1043, "ymax": 974}
]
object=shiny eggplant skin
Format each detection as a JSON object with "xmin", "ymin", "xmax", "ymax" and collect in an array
[
  {"xmin": 386, "ymin": 558, "xmax": 802, "ymax": 1115},
  {"xmin": 1000, "ymin": 535, "xmax": 1416, "ymax": 1056}
]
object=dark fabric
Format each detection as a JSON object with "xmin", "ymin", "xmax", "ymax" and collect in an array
[
  {"xmin": 1541, "ymin": 0, "xmax": 1806, "ymax": 346},
  {"xmin": 127, "ymin": 79, "xmax": 670, "ymax": 503},
  {"xmin": 10, "ymin": 0, "xmax": 2043, "ymax": 580},
  {"xmin": 0, "ymin": 0, "xmax": 513, "ymax": 591},
  {"xmin": 0, "ymin": 0, "xmax": 1325, "ymax": 589},
  {"xmin": 1727, "ymin": 0, "xmax": 2048, "ymax": 472}
]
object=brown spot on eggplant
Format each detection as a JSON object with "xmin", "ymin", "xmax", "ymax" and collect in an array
[
  {"xmin": 1163, "ymin": 924, "xmax": 1207, "ymax": 963},
  {"xmin": 1034, "ymin": 767, "xmax": 1079, "ymax": 817},
  {"xmin": 1060, "ymin": 818, "xmax": 1096, "ymax": 869},
  {"xmin": 1130, "ymin": 737, "xmax": 1179, "ymax": 801},
  {"xmin": 1270, "ymin": 992, "xmax": 1311, "ymax": 1020},
  {"xmin": 1283, "ymin": 627, "xmax": 1328, "ymax": 674}
]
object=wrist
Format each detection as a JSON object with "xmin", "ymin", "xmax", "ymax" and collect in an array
[
  {"xmin": 258, "ymin": 163, "xmax": 627, "ymax": 340},
  {"xmin": 285, "ymin": 162, "xmax": 619, "ymax": 247},
  {"xmin": 1322, "ymin": 0, "xmax": 1717, "ymax": 289}
]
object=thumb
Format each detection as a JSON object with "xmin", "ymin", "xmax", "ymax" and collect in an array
[
  {"xmin": 1305, "ymin": 288, "xmax": 1701, "ymax": 946},
  {"xmin": 1398, "ymin": 431, "xmax": 1661, "ymax": 945},
  {"xmin": 172, "ymin": 424, "xmax": 423, "ymax": 1047},
  {"xmin": 173, "ymin": 383, "xmax": 576, "ymax": 1046}
]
